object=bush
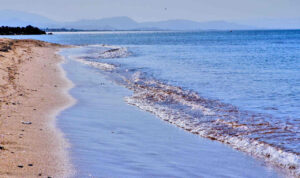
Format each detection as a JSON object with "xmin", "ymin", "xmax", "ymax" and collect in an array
[{"xmin": 0, "ymin": 25, "xmax": 46, "ymax": 35}]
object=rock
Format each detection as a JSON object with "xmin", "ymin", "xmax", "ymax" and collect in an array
[
  {"xmin": 0, "ymin": 145, "xmax": 4, "ymax": 150},
  {"xmin": 28, "ymin": 163, "xmax": 33, "ymax": 167},
  {"xmin": 17, "ymin": 165, "xmax": 23, "ymax": 168},
  {"xmin": 21, "ymin": 121, "xmax": 32, "ymax": 125},
  {"xmin": 0, "ymin": 45, "xmax": 11, "ymax": 52}
]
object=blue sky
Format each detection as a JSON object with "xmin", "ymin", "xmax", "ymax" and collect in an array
[{"xmin": 1, "ymin": 0, "xmax": 300, "ymax": 22}]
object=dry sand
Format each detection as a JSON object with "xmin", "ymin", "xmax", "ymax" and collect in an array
[{"xmin": 0, "ymin": 39, "xmax": 75, "ymax": 177}]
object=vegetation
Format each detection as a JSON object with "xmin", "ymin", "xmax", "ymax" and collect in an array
[
  {"xmin": 45, "ymin": 28, "xmax": 81, "ymax": 32},
  {"xmin": 0, "ymin": 25, "xmax": 46, "ymax": 35}
]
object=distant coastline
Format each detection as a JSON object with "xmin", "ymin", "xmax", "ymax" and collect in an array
[{"xmin": 0, "ymin": 25, "xmax": 46, "ymax": 35}]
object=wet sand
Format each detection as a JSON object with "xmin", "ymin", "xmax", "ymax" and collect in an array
[{"xmin": 0, "ymin": 39, "xmax": 74, "ymax": 177}]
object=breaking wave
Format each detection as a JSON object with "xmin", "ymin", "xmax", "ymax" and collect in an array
[
  {"xmin": 75, "ymin": 58, "xmax": 116, "ymax": 71},
  {"xmin": 122, "ymin": 73, "xmax": 300, "ymax": 177},
  {"xmin": 86, "ymin": 44, "xmax": 131, "ymax": 59},
  {"xmin": 75, "ymin": 46, "xmax": 300, "ymax": 177}
]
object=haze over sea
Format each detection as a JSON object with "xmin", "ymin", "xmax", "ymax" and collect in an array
[{"xmin": 5, "ymin": 30, "xmax": 300, "ymax": 176}]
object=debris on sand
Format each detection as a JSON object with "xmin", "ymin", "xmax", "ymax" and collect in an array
[{"xmin": 21, "ymin": 121, "xmax": 32, "ymax": 125}]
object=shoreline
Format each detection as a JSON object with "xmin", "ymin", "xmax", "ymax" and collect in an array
[
  {"xmin": 0, "ymin": 39, "xmax": 75, "ymax": 177},
  {"xmin": 72, "ymin": 45, "xmax": 298, "ymax": 177},
  {"xmin": 58, "ymin": 46, "xmax": 283, "ymax": 177}
]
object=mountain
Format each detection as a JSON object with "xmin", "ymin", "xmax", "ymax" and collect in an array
[
  {"xmin": 1, "ymin": 10, "xmax": 300, "ymax": 31},
  {"xmin": 61, "ymin": 16, "xmax": 140, "ymax": 30},
  {"xmin": 60, "ymin": 18, "xmax": 252, "ymax": 30},
  {"xmin": 0, "ymin": 9, "xmax": 276, "ymax": 31},
  {"xmin": 0, "ymin": 10, "xmax": 57, "ymax": 27},
  {"xmin": 141, "ymin": 19, "xmax": 252, "ymax": 30}
]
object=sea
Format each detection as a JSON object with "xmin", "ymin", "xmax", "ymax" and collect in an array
[{"xmin": 5, "ymin": 30, "xmax": 300, "ymax": 177}]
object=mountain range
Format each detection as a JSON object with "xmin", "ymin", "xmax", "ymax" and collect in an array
[{"xmin": 1, "ymin": 10, "xmax": 299, "ymax": 31}]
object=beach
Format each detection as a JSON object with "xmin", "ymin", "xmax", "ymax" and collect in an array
[
  {"xmin": 0, "ymin": 39, "xmax": 74, "ymax": 177},
  {"xmin": 1, "ymin": 30, "xmax": 298, "ymax": 177}
]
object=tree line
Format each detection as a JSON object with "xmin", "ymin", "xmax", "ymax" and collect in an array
[{"xmin": 0, "ymin": 25, "xmax": 46, "ymax": 35}]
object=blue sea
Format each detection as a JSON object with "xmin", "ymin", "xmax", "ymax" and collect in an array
[{"xmin": 6, "ymin": 30, "xmax": 300, "ymax": 177}]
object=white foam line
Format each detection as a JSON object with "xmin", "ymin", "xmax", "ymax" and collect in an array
[
  {"xmin": 75, "ymin": 58, "xmax": 116, "ymax": 71},
  {"xmin": 125, "ymin": 96, "xmax": 300, "ymax": 177}
]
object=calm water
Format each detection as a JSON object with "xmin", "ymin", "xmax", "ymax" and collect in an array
[{"xmin": 5, "ymin": 30, "xmax": 300, "ymax": 176}]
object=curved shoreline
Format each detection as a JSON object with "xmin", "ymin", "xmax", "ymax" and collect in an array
[
  {"xmin": 57, "ymin": 46, "xmax": 284, "ymax": 177},
  {"xmin": 0, "ymin": 39, "xmax": 75, "ymax": 177},
  {"xmin": 75, "ymin": 45, "xmax": 298, "ymax": 177}
]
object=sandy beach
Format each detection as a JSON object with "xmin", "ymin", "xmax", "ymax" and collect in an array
[{"xmin": 0, "ymin": 39, "xmax": 74, "ymax": 177}]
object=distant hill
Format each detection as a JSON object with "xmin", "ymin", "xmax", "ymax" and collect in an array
[
  {"xmin": 0, "ymin": 10, "xmax": 57, "ymax": 27},
  {"xmin": 59, "ymin": 17, "xmax": 253, "ymax": 30},
  {"xmin": 2, "ymin": 10, "xmax": 299, "ymax": 31},
  {"xmin": 0, "ymin": 10, "xmax": 254, "ymax": 31},
  {"xmin": 141, "ymin": 19, "xmax": 252, "ymax": 30},
  {"xmin": 62, "ymin": 17, "xmax": 141, "ymax": 30}
]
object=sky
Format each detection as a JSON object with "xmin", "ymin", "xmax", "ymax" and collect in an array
[{"xmin": 1, "ymin": 0, "xmax": 300, "ymax": 22}]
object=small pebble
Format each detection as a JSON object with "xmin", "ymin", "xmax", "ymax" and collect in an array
[
  {"xmin": 17, "ymin": 165, "xmax": 23, "ymax": 168},
  {"xmin": 28, "ymin": 163, "xmax": 33, "ymax": 167}
]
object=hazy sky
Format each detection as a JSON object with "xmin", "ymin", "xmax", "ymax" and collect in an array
[{"xmin": 1, "ymin": 0, "xmax": 300, "ymax": 22}]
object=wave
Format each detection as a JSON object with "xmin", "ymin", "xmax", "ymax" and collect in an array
[
  {"xmin": 75, "ymin": 58, "xmax": 116, "ymax": 71},
  {"xmin": 74, "ymin": 45, "xmax": 130, "ymax": 70},
  {"xmin": 122, "ymin": 75, "xmax": 299, "ymax": 177},
  {"xmin": 84, "ymin": 44, "xmax": 131, "ymax": 59},
  {"xmin": 75, "ymin": 46, "xmax": 300, "ymax": 177}
]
